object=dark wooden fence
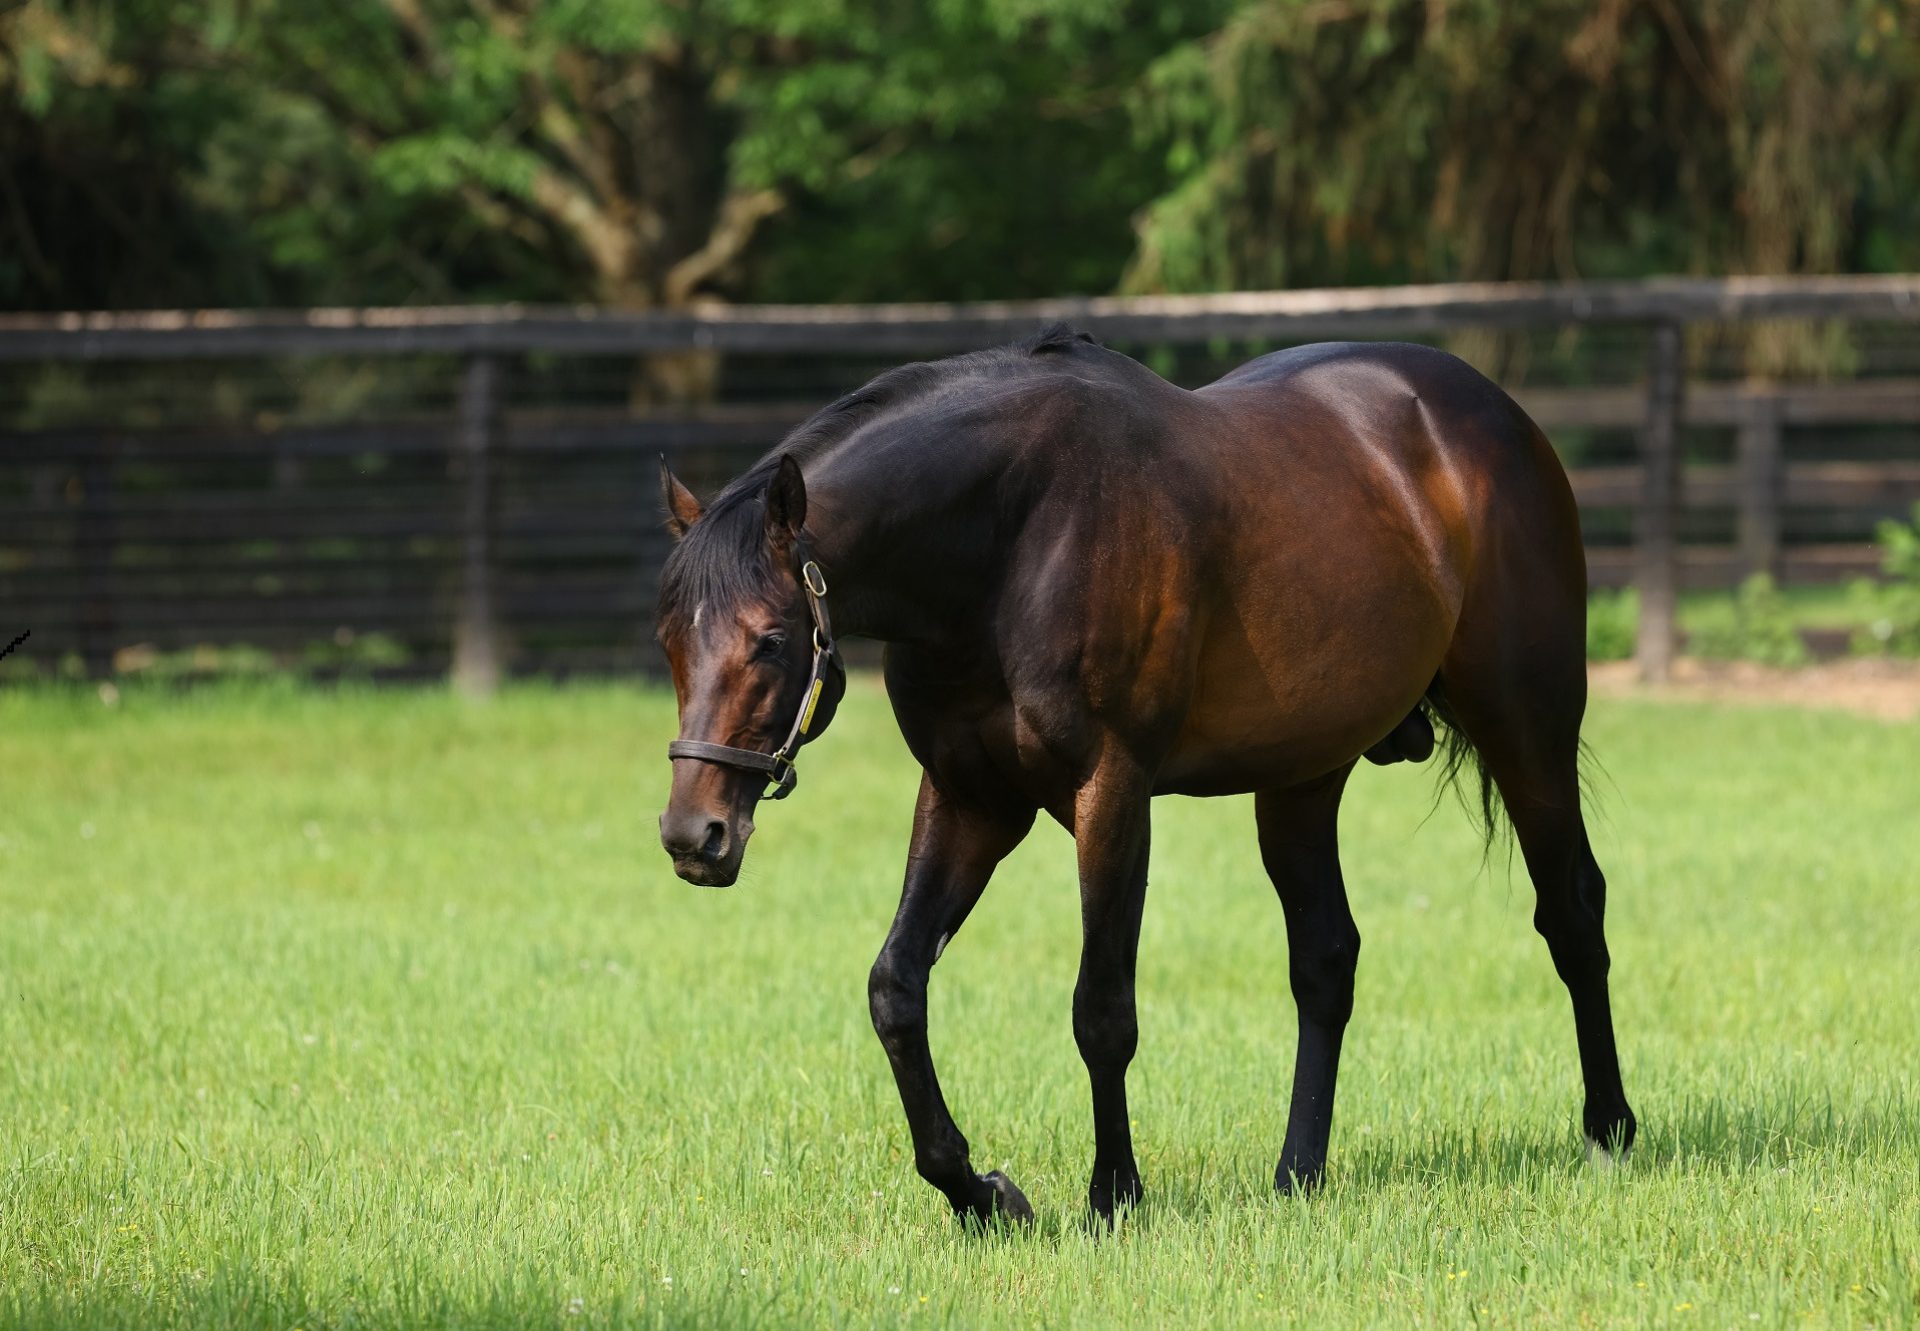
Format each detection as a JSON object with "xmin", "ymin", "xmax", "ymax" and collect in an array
[{"xmin": 3, "ymin": 275, "xmax": 1918, "ymax": 687}]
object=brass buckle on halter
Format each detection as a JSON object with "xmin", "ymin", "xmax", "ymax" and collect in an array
[
  {"xmin": 801, "ymin": 561, "xmax": 828, "ymax": 598},
  {"xmin": 763, "ymin": 749, "xmax": 798, "ymax": 800}
]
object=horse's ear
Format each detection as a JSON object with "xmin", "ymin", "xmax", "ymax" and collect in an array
[
  {"xmin": 765, "ymin": 454, "xmax": 806, "ymax": 542},
  {"xmin": 659, "ymin": 456, "xmax": 702, "ymax": 539}
]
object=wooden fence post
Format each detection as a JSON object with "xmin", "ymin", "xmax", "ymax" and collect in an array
[
  {"xmin": 1737, "ymin": 391, "xmax": 1784, "ymax": 582},
  {"xmin": 1636, "ymin": 321, "xmax": 1685, "ymax": 682},
  {"xmin": 76, "ymin": 450, "xmax": 116, "ymax": 679},
  {"xmin": 452, "ymin": 355, "xmax": 502, "ymax": 695}
]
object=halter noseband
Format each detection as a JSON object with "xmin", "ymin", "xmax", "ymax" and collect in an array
[{"xmin": 665, "ymin": 551, "xmax": 843, "ymax": 801}]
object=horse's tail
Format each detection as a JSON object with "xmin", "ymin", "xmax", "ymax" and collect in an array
[{"xmin": 1419, "ymin": 684, "xmax": 1508, "ymax": 853}]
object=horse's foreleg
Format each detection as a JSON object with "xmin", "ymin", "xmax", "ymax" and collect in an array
[
  {"xmin": 1256, "ymin": 767, "xmax": 1358, "ymax": 1194},
  {"xmin": 869, "ymin": 773, "xmax": 1035, "ymax": 1224},
  {"xmin": 1071, "ymin": 760, "xmax": 1153, "ymax": 1222}
]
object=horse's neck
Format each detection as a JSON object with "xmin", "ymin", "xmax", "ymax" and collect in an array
[{"xmin": 804, "ymin": 435, "xmax": 1009, "ymax": 647}]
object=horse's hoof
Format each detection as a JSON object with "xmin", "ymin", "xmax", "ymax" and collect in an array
[
  {"xmin": 959, "ymin": 1171, "xmax": 1032, "ymax": 1227},
  {"xmin": 1274, "ymin": 1161, "xmax": 1325, "ymax": 1196},
  {"xmin": 1087, "ymin": 1168, "xmax": 1143, "ymax": 1226},
  {"xmin": 1584, "ymin": 1105, "xmax": 1637, "ymax": 1160}
]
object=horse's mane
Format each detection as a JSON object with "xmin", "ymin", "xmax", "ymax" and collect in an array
[{"xmin": 657, "ymin": 324, "xmax": 1099, "ymax": 622}]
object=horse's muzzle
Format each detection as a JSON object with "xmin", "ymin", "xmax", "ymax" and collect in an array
[{"xmin": 659, "ymin": 809, "xmax": 750, "ymax": 887}]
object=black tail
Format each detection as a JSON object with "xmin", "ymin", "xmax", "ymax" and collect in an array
[{"xmin": 1420, "ymin": 684, "xmax": 1506, "ymax": 852}]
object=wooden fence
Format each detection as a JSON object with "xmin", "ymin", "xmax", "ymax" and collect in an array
[{"xmin": 3, "ymin": 275, "xmax": 1919, "ymax": 687}]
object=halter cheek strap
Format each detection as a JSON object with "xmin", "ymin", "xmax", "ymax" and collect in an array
[{"xmin": 666, "ymin": 553, "xmax": 842, "ymax": 801}]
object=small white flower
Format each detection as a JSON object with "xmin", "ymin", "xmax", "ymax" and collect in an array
[
  {"xmin": 888, "ymin": 1287, "xmax": 901, "ymax": 1295},
  {"xmin": 661, "ymin": 1276, "xmax": 672, "ymax": 1286},
  {"xmin": 739, "ymin": 1268, "xmax": 748, "ymax": 1277}
]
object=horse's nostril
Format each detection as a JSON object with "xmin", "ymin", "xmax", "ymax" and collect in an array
[{"xmin": 700, "ymin": 820, "xmax": 727, "ymax": 861}]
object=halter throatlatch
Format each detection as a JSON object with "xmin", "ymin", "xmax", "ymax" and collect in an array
[{"xmin": 666, "ymin": 549, "xmax": 843, "ymax": 801}]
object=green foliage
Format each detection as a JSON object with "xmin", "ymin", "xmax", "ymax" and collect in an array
[
  {"xmin": 301, "ymin": 629, "xmax": 412, "ymax": 674},
  {"xmin": 1848, "ymin": 502, "xmax": 1920, "ymax": 656},
  {"xmin": 1, "ymin": 684, "xmax": 1918, "ymax": 1327},
  {"xmin": 4, "ymin": 0, "xmax": 1915, "ymax": 315},
  {"xmin": 1127, "ymin": 1, "xmax": 1920, "ymax": 374},
  {"xmin": 0, "ymin": 0, "xmax": 1215, "ymax": 311},
  {"xmin": 1586, "ymin": 586, "xmax": 1639, "ymax": 662},
  {"xmin": 123, "ymin": 642, "xmax": 279, "ymax": 681},
  {"xmin": 1687, "ymin": 573, "xmax": 1811, "ymax": 667}
]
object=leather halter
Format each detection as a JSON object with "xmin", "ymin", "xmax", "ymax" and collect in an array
[{"xmin": 666, "ymin": 550, "xmax": 843, "ymax": 801}]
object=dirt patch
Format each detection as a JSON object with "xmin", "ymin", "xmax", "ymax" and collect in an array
[{"xmin": 1589, "ymin": 658, "xmax": 1920, "ymax": 722}]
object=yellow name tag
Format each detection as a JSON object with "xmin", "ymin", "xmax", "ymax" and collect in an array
[{"xmin": 799, "ymin": 677, "xmax": 825, "ymax": 734}]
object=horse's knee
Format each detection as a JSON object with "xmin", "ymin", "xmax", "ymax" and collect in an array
[
  {"xmin": 1290, "ymin": 925, "xmax": 1360, "ymax": 1024},
  {"xmin": 1072, "ymin": 983, "xmax": 1138, "ymax": 1072},
  {"xmin": 868, "ymin": 952, "xmax": 927, "ymax": 1048}
]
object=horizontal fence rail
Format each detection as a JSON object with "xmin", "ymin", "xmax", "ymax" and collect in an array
[
  {"xmin": 3, "ymin": 275, "xmax": 1919, "ymax": 360},
  {"xmin": 3, "ymin": 275, "xmax": 1919, "ymax": 687}
]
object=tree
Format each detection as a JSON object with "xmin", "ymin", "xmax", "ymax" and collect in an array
[
  {"xmin": 0, "ymin": 0, "xmax": 1213, "ymax": 318},
  {"xmin": 1127, "ymin": 0, "xmax": 1920, "ymax": 299}
]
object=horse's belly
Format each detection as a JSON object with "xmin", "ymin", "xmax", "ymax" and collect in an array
[{"xmin": 1155, "ymin": 580, "xmax": 1455, "ymax": 796}]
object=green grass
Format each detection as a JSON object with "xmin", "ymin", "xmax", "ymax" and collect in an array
[{"xmin": 2, "ymin": 679, "xmax": 1917, "ymax": 1329}]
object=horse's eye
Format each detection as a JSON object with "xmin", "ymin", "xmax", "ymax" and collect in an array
[{"xmin": 754, "ymin": 633, "xmax": 787, "ymax": 661}]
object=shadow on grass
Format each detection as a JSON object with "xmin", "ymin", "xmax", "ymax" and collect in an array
[
  {"xmin": 1334, "ymin": 1085, "xmax": 1920, "ymax": 1191},
  {"xmin": 1046, "ymin": 1084, "xmax": 1920, "ymax": 1231}
]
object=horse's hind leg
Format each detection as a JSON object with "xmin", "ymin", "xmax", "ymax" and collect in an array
[
  {"xmin": 1436, "ymin": 665, "xmax": 1637, "ymax": 1156},
  {"xmin": 1069, "ymin": 757, "xmax": 1153, "ymax": 1222},
  {"xmin": 869, "ymin": 773, "xmax": 1036, "ymax": 1223},
  {"xmin": 1256, "ymin": 765, "xmax": 1360, "ymax": 1193}
]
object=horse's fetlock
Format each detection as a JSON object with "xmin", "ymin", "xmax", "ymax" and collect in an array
[{"xmin": 914, "ymin": 1137, "xmax": 970, "ymax": 1187}]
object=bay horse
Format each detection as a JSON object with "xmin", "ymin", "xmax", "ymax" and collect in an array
[{"xmin": 653, "ymin": 327, "xmax": 1636, "ymax": 1224}]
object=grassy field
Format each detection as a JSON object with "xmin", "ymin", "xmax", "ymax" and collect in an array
[{"xmin": 1, "ymin": 679, "xmax": 1916, "ymax": 1329}]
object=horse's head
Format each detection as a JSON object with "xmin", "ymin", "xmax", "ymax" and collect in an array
[{"xmin": 653, "ymin": 455, "xmax": 844, "ymax": 887}]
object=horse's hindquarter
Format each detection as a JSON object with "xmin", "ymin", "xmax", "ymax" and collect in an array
[{"xmin": 1156, "ymin": 346, "xmax": 1504, "ymax": 795}]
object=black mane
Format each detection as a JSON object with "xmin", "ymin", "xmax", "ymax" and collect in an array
[{"xmin": 657, "ymin": 326, "xmax": 1102, "ymax": 624}]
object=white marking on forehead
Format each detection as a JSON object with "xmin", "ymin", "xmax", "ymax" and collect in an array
[{"xmin": 692, "ymin": 602, "xmax": 704, "ymax": 630}]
